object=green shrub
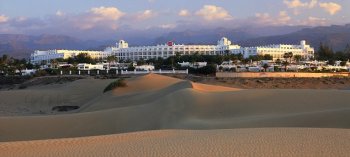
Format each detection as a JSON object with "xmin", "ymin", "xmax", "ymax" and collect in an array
[{"xmin": 103, "ymin": 79, "xmax": 127, "ymax": 93}]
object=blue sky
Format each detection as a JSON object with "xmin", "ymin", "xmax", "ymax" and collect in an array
[{"xmin": 0, "ymin": 0, "xmax": 349, "ymax": 39}]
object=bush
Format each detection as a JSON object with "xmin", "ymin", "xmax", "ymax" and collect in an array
[
  {"xmin": 189, "ymin": 64, "xmax": 217, "ymax": 75},
  {"xmin": 18, "ymin": 84, "xmax": 27, "ymax": 89},
  {"xmin": 103, "ymin": 79, "xmax": 127, "ymax": 93},
  {"xmin": 34, "ymin": 70, "xmax": 48, "ymax": 77}
]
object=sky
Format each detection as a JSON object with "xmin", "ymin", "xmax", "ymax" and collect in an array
[{"xmin": 0, "ymin": 0, "xmax": 349, "ymax": 39}]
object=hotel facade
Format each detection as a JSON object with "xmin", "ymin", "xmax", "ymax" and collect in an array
[
  {"xmin": 112, "ymin": 38, "xmax": 314, "ymax": 61},
  {"xmin": 232, "ymin": 40, "xmax": 315, "ymax": 60},
  {"xmin": 30, "ymin": 37, "xmax": 315, "ymax": 64},
  {"xmin": 112, "ymin": 37, "xmax": 241, "ymax": 61},
  {"xmin": 30, "ymin": 49, "xmax": 111, "ymax": 64}
]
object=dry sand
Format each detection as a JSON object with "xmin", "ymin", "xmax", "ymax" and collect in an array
[
  {"xmin": 0, "ymin": 74, "xmax": 349, "ymax": 156},
  {"xmin": 1, "ymin": 128, "xmax": 349, "ymax": 157}
]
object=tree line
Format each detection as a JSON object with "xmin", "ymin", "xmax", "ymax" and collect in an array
[
  {"xmin": 0, "ymin": 55, "xmax": 34, "ymax": 75},
  {"xmin": 316, "ymin": 43, "xmax": 350, "ymax": 64}
]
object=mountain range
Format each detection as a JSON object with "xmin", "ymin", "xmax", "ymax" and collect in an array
[{"xmin": 1, "ymin": 24, "xmax": 349, "ymax": 59}]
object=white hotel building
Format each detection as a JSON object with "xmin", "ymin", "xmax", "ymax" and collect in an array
[
  {"xmin": 112, "ymin": 37, "xmax": 241, "ymax": 61},
  {"xmin": 112, "ymin": 38, "xmax": 314, "ymax": 61},
  {"xmin": 232, "ymin": 40, "xmax": 315, "ymax": 60},
  {"xmin": 30, "ymin": 49, "xmax": 111, "ymax": 64},
  {"xmin": 30, "ymin": 37, "xmax": 315, "ymax": 64}
]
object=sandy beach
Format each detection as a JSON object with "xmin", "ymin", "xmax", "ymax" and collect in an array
[{"xmin": 0, "ymin": 74, "xmax": 349, "ymax": 156}]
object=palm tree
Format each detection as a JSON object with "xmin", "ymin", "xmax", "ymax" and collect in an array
[
  {"xmin": 282, "ymin": 61, "xmax": 289, "ymax": 72},
  {"xmin": 283, "ymin": 52, "xmax": 293, "ymax": 63},
  {"xmin": 262, "ymin": 63, "xmax": 270, "ymax": 72},
  {"xmin": 275, "ymin": 58, "xmax": 281, "ymax": 65},
  {"xmin": 294, "ymin": 55, "xmax": 302, "ymax": 64},
  {"xmin": 106, "ymin": 56, "xmax": 117, "ymax": 70}
]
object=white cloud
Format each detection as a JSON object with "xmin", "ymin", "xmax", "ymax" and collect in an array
[
  {"xmin": 284, "ymin": 0, "xmax": 308, "ymax": 8},
  {"xmin": 178, "ymin": 9, "xmax": 190, "ymax": 17},
  {"xmin": 196, "ymin": 5, "xmax": 233, "ymax": 21},
  {"xmin": 159, "ymin": 24, "xmax": 176, "ymax": 29},
  {"xmin": 70, "ymin": 6, "xmax": 125, "ymax": 30},
  {"xmin": 319, "ymin": 2, "xmax": 342, "ymax": 15},
  {"xmin": 56, "ymin": 10, "xmax": 64, "ymax": 16},
  {"xmin": 0, "ymin": 15, "xmax": 9, "ymax": 23},
  {"xmin": 308, "ymin": 0, "xmax": 318, "ymax": 8},
  {"xmin": 299, "ymin": 16, "xmax": 327, "ymax": 25},
  {"xmin": 255, "ymin": 11, "xmax": 291, "ymax": 25},
  {"xmin": 277, "ymin": 11, "xmax": 291, "ymax": 24},
  {"xmin": 16, "ymin": 17, "xmax": 27, "ymax": 22},
  {"xmin": 283, "ymin": 0, "xmax": 318, "ymax": 8},
  {"xmin": 136, "ymin": 10, "xmax": 156, "ymax": 20},
  {"xmin": 90, "ymin": 6, "xmax": 125, "ymax": 21}
]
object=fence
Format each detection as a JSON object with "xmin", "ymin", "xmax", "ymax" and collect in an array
[
  {"xmin": 216, "ymin": 72, "xmax": 350, "ymax": 78},
  {"xmin": 121, "ymin": 69, "xmax": 188, "ymax": 75},
  {"xmin": 57, "ymin": 69, "xmax": 188, "ymax": 76}
]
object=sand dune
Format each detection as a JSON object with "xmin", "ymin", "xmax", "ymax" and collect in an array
[
  {"xmin": 0, "ymin": 74, "xmax": 349, "ymax": 155},
  {"xmin": 1, "ymin": 128, "xmax": 349, "ymax": 157},
  {"xmin": 0, "ymin": 78, "xmax": 112, "ymax": 116}
]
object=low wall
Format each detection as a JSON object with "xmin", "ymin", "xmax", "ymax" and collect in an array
[{"xmin": 216, "ymin": 72, "xmax": 350, "ymax": 78}]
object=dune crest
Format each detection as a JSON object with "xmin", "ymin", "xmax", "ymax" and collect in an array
[
  {"xmin": 112, "ymin": 74, "xmax": 239, "ymax": 96},
  {"xmin": 191, "ymin": 82, "xmax": 240, "ymax": 92},
  {"xmin": 112, "ymin": 74, "xmax": 182, "ymax": 96}
]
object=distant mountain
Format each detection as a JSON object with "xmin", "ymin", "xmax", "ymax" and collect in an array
[
  {"xmin": 153, "ymin": 28, "xmax": 258, "ymax": 45},
  {"xmin": 238, "ymin": 24, "xmax": 350, "ymax": 51},
  {"xmin": 0, "ymin": 34, "xmax": 106, "ymax": 59},
  {"xmin": 152, "ymin": 26, "xmax": 308, "ymax": 45}
]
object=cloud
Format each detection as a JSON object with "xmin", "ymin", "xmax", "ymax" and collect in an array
[
  {"xmin": 159, "ymin": 24, "xmax": 176, "ymax": 29},
  {"xmin": 277, "ymin": 11, "xmax": 292, "ymax": 24},
  {"xmin": 308, "ymin": 0, "xmax": 318, "ymax": 8},
  {"xmin": 302, "ymin": 16, "xmax": 327, "ymax": 25},
  {"xmin": 69, "ymin": 6, "xmax": 125, "ymax": 30},
  {"xmin": 136, "ymin": 10, "xmax": 156, "ymax": 20},
  {"xmin": 178, "ymin": 9, "xmax": 190, "ymax": 17},
  {"xmin": 319, "ymin": 2, "xmax": 342, "ymax": 15},
  {"xmin": 283, "ymin": 0, "xmax": 318, "ymax": 8},
  {"xmin": 0, "ymin": 15, "xmax": 9, "ymax": 23},
  {"xmin": 90, "ymin": 6, "xmax": 125, "ymax": 21},
  {"xmin": 283, "ymin": 0, "xmax": 319, "ymax": 15},
  {"xmin": 196, "ymin": 5, "xmax": 233, "ymax": 21},
  {"xmin": 56, "ymin": 10, "xmax": 64, "ymax": 17},
  {"xmin": 283, "ymin": 0, "xmax": 308, "ymax": 8},
  {"xmin": 255, "ymin": 11, "xmax": 291, "ymax": 25}
]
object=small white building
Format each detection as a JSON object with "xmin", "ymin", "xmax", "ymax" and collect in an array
[
  {"xmin": 135, "ymin": 65, "xmax": 155, "ymax": 71},
  {"xmin": 77, "ymin": 63, "xmax": 104, "ymax": 70},
  {"xmin": 218, "ymin": 61, "xmax": 236, "ymax": 70},
  {"xmin": 178, "ymin": 61, "xmax": 207, "ymax": 68}
]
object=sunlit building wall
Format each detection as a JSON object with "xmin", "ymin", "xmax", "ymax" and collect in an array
[
  {"xmin": 231, "ymin": 40, "xmax": 315, "ymax": 60},
  {"xmin": 30, "ymin": 49, "xmax": 111, "ymax": 64},
  {"xmin": 112, "ymin": 37, "xmax": 241, "ymax": 61}
]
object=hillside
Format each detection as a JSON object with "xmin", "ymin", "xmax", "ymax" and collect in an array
[{"xmin": 238, "ymin": 24, "xmax": 350, "ymax": 51}]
